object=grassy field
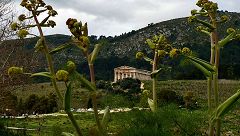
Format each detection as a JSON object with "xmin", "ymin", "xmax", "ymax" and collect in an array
[{"xmin": 1, "ymin": 80, "xmax": 240, "ymax": 135}]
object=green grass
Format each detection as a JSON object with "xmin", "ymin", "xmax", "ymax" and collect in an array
[{"xmin": 1, "ymin": 80, "xmax": 240, "ymax": 135}]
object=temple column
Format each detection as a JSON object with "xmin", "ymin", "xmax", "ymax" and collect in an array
[
  {"xmin": 118, "ymin": 72, "xmax": 121, "ymax": 80},
  {"xmin": 114, "ymin": 71, "xmax": 117, "ymax": 82}
]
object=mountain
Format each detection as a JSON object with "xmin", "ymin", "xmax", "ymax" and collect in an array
[{"xmin": 1, "ymin": 11, "xmax": 240, "ymax": 82}]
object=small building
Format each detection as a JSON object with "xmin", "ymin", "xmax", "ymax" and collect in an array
[{"xmin": 114, "ymin": 66, "xmax": 151, "ymax": 82}]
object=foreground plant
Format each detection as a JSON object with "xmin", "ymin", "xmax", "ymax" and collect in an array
[
  {"xmin": 66, "ymin": 18, "xmax": 109, "ymax": 135},
  {"xmin": 188, "ymin": 0, "xmax": 240, "ymax": 135},
  {"xmin": 9, "ymin": 0, "xmax": 84, "ymax": 135},
  {"xmin": 136, "ymin": 34, "xmax": 186, "ymax": 111}
]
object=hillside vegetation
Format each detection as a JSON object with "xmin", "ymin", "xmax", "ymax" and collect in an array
[{"xmin": 1, "ymin": 12, "xmax": 240, "ymax": 81}]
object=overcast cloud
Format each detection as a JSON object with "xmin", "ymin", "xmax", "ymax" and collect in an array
[{"xmin": 14, "ymin": 0, "xmax": 240, "ymax": 36}]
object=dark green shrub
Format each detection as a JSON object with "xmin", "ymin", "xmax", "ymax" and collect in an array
[
  {"xmin": 183, "ymin": 91, "xmax": 198, "ymax": 109},
  {"xmin": 157, "ymin": 89, "xmax": 184, "ymax": 105},
  {"xmin": 23, "ymin": 93, "xmax": 58, "ymax": 114},
  {"xmin": 138, "ymin": 90, "xmax": 151, "ymax": 108},
  {"xmin": 24, "ymin": 94, "xmax": 40, "ymax": 113},
  {"xmin": 117, "ymin": 78, "xmax": 141, "ymax": 94},
  {"xmin": 96, "ymin": 80, "xmax": 113, "ymax": 91},
  {"xmin": 0, "ymin": 90, "xmax": 18, "ymax": 115}
]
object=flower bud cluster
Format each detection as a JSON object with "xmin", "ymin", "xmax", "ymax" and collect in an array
[
  {"xmin": 136, "ymin": 52, "xmax": 145, "ymax": 59},
  {"xmin": 20, "ymin": 0, "xmax": 46, "ymax": 10},
  {"xmin": 181, "ymin": 47, "xmax": 191, "ymax": 56},
  {"xmin": 226, "ymin": 28, "xmax": 235, "ymax": 34},
  {"xmin": 8, "ymin": 67, "xmax": 23, "ymax": 76},
  {"xmin": 12, "ymin": 0, "xmax": 57, "ymax": 39},
  {"xmin": 17, "ymin": 29, "xmax": 29, "ymax": 39},
  {"xmin": 66, "ymin": 18, "xmax": 90, "ymax": 50},
  {"xmin": 188, "ymin": 16, "xmax": 197, "ymax": 23},
  {"xmin": 196, "ymin": 0, "xmax": 218, "ymax": 13},
  {"xmin": 48, "ymin": 9, "xmax": 58, "ymax": 17},
  {"xmin": 47, "ymin": 20, "xmax": 56, "ymax": 28},
  {"xmin": 10, "ymin": 23, "xmax": 19, "ymax": 31},
  {"xmin": 235, "ymin": 34, "xmax": 240, "ymax": 40},
  {"xmin": 169, "ymin": 48, "xmax": 181, "ymax": 58},
  {"xmin": 56, "ymin": 70, "xmax": 69, "ymax": 82},
  {"xmin": 67, "ymin": 61, "xmax": 76, "ymax": 73},
  {"xmin": 220, "ymin": 15, "xmax": 229, "ymax": 23},
  {"xmin": 18, "ymin": 14, "xmax": 26, "ymax": 21}
]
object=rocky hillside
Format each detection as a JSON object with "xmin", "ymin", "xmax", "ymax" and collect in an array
[{"xmin": 1, "ymin": 11, "xmax": 240, "ymax": 81}]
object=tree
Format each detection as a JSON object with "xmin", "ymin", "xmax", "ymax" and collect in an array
[{"xmin": 0, "ymin": 0, "xmax": 14, "ymax": 42}]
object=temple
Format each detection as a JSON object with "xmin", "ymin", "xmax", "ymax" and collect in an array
[{"xmin": 114, "ymin": 66, "xmax": 151, "ymax": 82}]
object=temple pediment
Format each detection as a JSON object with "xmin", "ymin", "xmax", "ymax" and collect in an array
[{"xmin": 114, "ymin": 66, "xmax": 151, "ymax": 82}]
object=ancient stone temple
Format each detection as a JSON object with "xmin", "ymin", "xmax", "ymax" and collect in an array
[{"xmin": 114, "ymin": 66, "xmax": 151, "ymax": 82}]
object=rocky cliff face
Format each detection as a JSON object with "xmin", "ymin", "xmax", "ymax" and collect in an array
[{"xmin": 100, "ymin": 12, "xmax": 240, "ymax": 60}]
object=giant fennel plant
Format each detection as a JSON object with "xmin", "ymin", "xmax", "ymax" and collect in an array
[
  {"xmin": 187, "ymin": 0, "xmax": 240, "ymax": 135},
  {"xmin": 8, "ymin": 0, "xmax": 110, "ymax": 136},
  {"xmin": 136, "ymin": 34, "xmax": 190, "ymax": 112}
]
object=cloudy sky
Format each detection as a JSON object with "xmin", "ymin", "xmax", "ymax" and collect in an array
[{"xmin": 13, "ymin": 0, "xmax": 239, "ymax": 36}]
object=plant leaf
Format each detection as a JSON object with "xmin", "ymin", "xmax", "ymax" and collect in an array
[
  {"xmin": 61, "ymin": 132, "xmax": 75, "ymax": 136},
  {"xmin": 188, "ymin": 56, "xmax": 216, "ymax": 72},
  {"xmin": 189, "ymin": 60, "xmax": 212, "ymax": 78},
  {"xmin": 72, "ymin": 71, "xmax": 96, "ymax": 92},
  {"xmin": 218, "ymin": 32, "xmax": 236, "ymax": 48},
  {"xmin": 151, "ymin": 68, "xmax": 162, "ymax": 78},
  {"xmin": 30, "ymin": 72, "xmax": 53, "ymax": 79},
  {"xmin": 90, "ymin": 44, "xmax": 102, "ymax": 63},
  {"xmin": 148, "ymin": 98, "xmax": 155, "ymax": 112},
  {"xmin": 211, "ymin": 89, "xmax": 240, "ymax": 123},
  {"xmin": 101, "ymin": 106, "xmax": 110, "ymax": 129},
  {"xmin": 146, "ymin": 39, "xmax": 155, "ymax": 49},
  {"xmin": 196, "ymin": 19, "xmax": 215, "ymax": 30},
  {"xmin": 143, "ymin": 56, "xmax": 153, "ymax": 64},
  {"xmin": 64, "ymin": 82, "xmax": 72, "ymax": 112},
  {"xmin": 49, "ymin": 43, "xmax": 72, "ymax": 55}
]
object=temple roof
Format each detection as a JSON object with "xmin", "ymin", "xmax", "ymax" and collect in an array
[
  {"xmin": 114, "ymin": 66, "xmax": 136, "ymax": 70},
  {"xmin": 114, "ymin": 66, "xmax": 151, "ymax": 74}
]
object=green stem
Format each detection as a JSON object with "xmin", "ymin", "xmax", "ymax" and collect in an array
[
  {"xmin": 152, "ymin": 50, "xmax": 158, "ymax": 112},
  {"xmin": 66, "ymin": 111, "xmax": 83, "ymax": 136},
  {"xmin": 209, "ymin": 121, "xmax": 214, "ymax": 136},
  {"xmin": 152, "ymin": 77, "xmax": 157, "ymax": 111},
  {"xmin": 88, "ymin": 64, "xmax": 95, "ymax": 84},
  {"xmin": 207, "ymin": 77, "xmax": 212, "ymax": 112},
  {"xmin": 88, "ymin": 62, "xmax": 104, "ymax": 135},
  {"xmin": 32, "ymin": 12, "xmax": 63, "ymax": 102},
  {"xmin": 216, "ymin": 118, "xmax": 221, "ymax": 136},
  {"xmin": 213, "ymin": 73, "xmax": 219, "ymax": 108}
]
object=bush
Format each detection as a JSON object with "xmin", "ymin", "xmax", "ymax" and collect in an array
[
  {"xmin": 24, "ymin": 94, "xmax": 40, "ymax": 113},
  {"xmin": 96, "ymin": 80, "xmax": 113, "ymax": 91},
  {"xmin": 157, "ymin": 89, "xmax": 184, "ymax": 106},
  {"xmin": 138, "ymin": 90, "xmax": 151, "ymax": 108},
  {"xmin": 113, "ymin": 78, "xmax": 141, "ymax": 96},
  {"xmin": 183, "ymin": 91, "xmax": 198, "ymax": 109},
  {"xmin": 0, "ymin": 90, "xmax": 18, "ymax": 115},
  {"xmin": 23, "ymin": 93, "xmax": 58, "ymax": 114}
]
